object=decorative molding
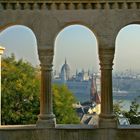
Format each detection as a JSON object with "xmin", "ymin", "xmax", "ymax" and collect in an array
[
  {"xmin": 0, "ymin": 47, "xmax": 5, "ymax": 55},
  {"xmin": 38, "ymin": 48, "xmax": 54, "ymax": 70},
  {"xmin": 0, "ymin": 1, "xmax": 140, "ymax": 10},
  {"xmin": 99, "ymin": 47, "xmax": 115, "ymax": 70}
]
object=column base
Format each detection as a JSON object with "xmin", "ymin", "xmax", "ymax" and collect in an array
[
  {"xmin": 36, "ymin": 114, "xmax": 56, "ymax": 128},
  {"xmin": 99, "ymin": 114, "xmax": 117, "ymax": 128}
]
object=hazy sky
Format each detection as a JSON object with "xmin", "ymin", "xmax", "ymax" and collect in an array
[
  {"xmin": 0, "ymin": 24, "xmax": 140, "ymax": 74},
  {"xmin": 0, "ymin": 25, "xmax": 39, "ymax": 66},
  {"xmin": 54, "ymin": 25, "xmax": 98, "ymax": 74},
  {"xmin": 115, "ymin": 25, "xmax": 140, "ymax": 73}
]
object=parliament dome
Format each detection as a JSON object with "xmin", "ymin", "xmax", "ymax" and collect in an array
[{"xmin": 60, "ymin": 59, "xmax": 70, "ymax": 81}]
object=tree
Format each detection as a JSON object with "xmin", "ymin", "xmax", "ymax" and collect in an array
[
  {"xmin": 53, "ymin": 84, "xmax": 80, "ymax": 124},
  {"xmin": 113, "ymin": 100, "xmax": 124, "ymax": 118},
  {"xmin": 1, "ymin": 55, "xmax": 79, "ymax": 124},
  {"xmin": 124, "ymin": 99, "xmax": 140, "ymax": 124},
  {"xmin": 113, "ymin": 99, "xmax": 140, "ymax": 125},
  {"xmin": 1, "ymin": 54, "xmax": 40, "ymax": 124}
]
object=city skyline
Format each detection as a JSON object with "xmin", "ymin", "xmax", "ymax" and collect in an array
[{"xmin": 0, "ymin": 24, "xmax": 140, "ymax": 73}]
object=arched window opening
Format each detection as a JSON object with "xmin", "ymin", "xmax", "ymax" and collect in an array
[
  {"xmin": 0, "ymin": 25, "xmax": 40, "ymax": 125},
  {"xmin": 0, "ymin": 25, "xmax": 39, "ymax": 66},
  {"xmin": 53, "ymin": 25, "xmax": 100, "ymax": 125},
  {"xmin": 114, "ymin": 24, "xmax": 140, "ymax": 125}
]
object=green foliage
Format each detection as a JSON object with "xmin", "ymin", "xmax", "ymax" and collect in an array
[
  {"xmin": 113, "ymin": 100, "xmax": 124, "ymax": 117},
  {"xmin": 124, "ymin": 100, "xmax": 140, "ymax": 124},
  {"xmin": 1, "ymin": 55, "xmax": 79, "ymax": 124},
  {"xmin": 1, "ymin": 54, "xmax": 40, "ymax": 124},
  {"xmin": 53, "ymin": 84, "xmax": 80, "ymax": 124},
  {"xmin": 113, "ymin": 99, "xmax": 140, "ymax": 125}
]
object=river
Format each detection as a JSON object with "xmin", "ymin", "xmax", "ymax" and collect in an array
[{"xmin": 113, "ymin": 92, "xmax": 140, "ymax": 111}]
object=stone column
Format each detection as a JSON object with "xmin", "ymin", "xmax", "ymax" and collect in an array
[
  {"xmin": 36, "ymin": 47, "xmax": 56, "ymax": 128},
  {"xmin": 0, "ymin": 46, "xmax": 5, "ymax": 125},
  {"xmin": 99, "ymin": 47, "xmax": 117, "ymax": 128}
]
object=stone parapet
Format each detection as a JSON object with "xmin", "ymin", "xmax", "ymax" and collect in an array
[{"xmin": 0, "ymin": 125, "xmax": 140, "ymax": 140}]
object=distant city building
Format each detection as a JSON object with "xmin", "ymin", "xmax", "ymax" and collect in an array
[
  {"xmin": 53, "ymin": 60, "xmax": 102, "ymax": 125},
  {"xmin": 90, "ymin": 75, "xmax": 101, "ymax": 105},
  {"xmin": 53, "ymin": 60, "xmax": 101, "ymax": 102},
  {"xmin": 60, "ymin": 59, "xmax": 70, "ymax": 82}
]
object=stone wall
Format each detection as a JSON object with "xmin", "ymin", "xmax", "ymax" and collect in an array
[{"xmin": 0, "ymin": 125, "xmax": 140, "ymax": 140}]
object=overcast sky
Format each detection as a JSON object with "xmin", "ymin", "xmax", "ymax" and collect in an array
[{"xmin": 0, "ymin": 24, "xmax": 140, "ymax": 74}]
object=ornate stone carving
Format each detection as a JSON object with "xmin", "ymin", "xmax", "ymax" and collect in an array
[
  {"xmin": 0, "ymin": 46, "xmax": 5, "ymax": 55},
  {"xmin": 0, "ymin": 1, "xmax": 140, "ymax": 10},
  {"xmin": 38, "ymin": 48, "xmax": 54, "ymax": 71},
  {"xmin": 99, "ymin": 47, "xmax": 115, "ymax": 70}
]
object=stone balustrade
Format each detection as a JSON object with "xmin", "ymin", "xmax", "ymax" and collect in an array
[{"xmin": 0, "ymin": 124, "xmax": 140, "ymax": 140}]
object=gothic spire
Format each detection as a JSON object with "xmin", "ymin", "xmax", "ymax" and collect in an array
[{"xmin": 65, "ymin": 58, "xmax": 67, "ymax": 64}]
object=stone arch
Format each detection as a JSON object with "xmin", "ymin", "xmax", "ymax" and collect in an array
[
  {"xmin": 53, "ymin": 24, "xmax": 99, "ymax": 103},
  {"xmin": 0, "ymin": 24, "xmax": 39, "ymax": 64},
  {"xmin": 113, "ymin": 20, "xmax": 140, "ymax": 73},
  {"xmin": 0, "ymin": 23, "xmax": 38, "ymax": 43},
  {"xmin": 55, "ymin": 22, "xmax": 99, "ymax": 43},
  {"xmin": 113, "ymin": 24, "xmax": 140, "ymax": 123},
  {"xmin": 0, "ymin": 24, "xmax": 40, "ymax": 125},
  {"xmin": 54, "ymin": 23, "xmax": 99, "ymax": 64},
  {"xmin": 114, "ymin": 19, "xmax": 140, "ymax": 44},
  {"xmin": 0, "ymin": 24, "xmax": 38, "ymax": 41}
]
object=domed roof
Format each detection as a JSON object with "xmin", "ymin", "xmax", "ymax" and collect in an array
[
  {"xmin": 61, "ymin": 59, "xmax": 70, "ymax": 72},
  {"xmin": 60, "ymin": 59, "xmax": 70, "ymax": 81}
]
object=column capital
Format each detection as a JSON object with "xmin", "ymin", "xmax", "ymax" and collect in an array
[
  {"xmin": 38, "ymin": 48, "xmax": 54, "ymax": 71},
  {"xmin": 99, "ymin": 47, "xmax": 115, "ymax": 70},
  {"xmin": 0, "ymin": 47, "xmax": 5, "ymax": 55}
]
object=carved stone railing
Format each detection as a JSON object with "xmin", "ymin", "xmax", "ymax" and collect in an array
[{"xmin": 0, "ymin": 0, "xmax": 140, "ymax": 10}]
